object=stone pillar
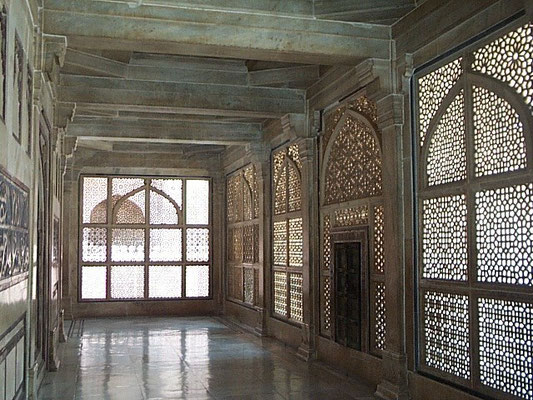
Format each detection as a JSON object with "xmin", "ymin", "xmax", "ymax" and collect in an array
[
  {"xmin": 212, "ymin": 172, "xmax": 226, "ymax": 314},
  {"xmin": 246, "ymin": 144, "xmax": 270, "ymax": 336},
  {"xmin": 295, "ymin": 136, "xmax": 318, "ymax": 361},
  {"xmin": 374, "ymin": 93, "xmax": 410, "ymax": 400}
]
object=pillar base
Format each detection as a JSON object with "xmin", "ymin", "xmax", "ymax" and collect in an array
[{"xmin": 375, "ymin": 350, "xmax": 410, "ymax": 400}]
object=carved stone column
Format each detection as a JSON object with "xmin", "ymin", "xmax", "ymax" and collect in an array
[
  {"xmin": 374, "ymin": 93, "xmax": 410, "ymax": 400},
  {"xmin": 212, "ymin": 172, "xmax": 225, "ymax": 314},
  {"xmin": 246, "ymin": 144, "xmax": 270, "ymax": 336},
  {"xmin": 295, "ymin": 136, "xmax": 318, "ymax": 361}
]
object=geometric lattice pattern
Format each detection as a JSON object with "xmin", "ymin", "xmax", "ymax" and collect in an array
[
  {"xmin": 323, "ymin": 276, "xmax": 331, "ymax": 333},
  {"xmin": 478, "ymin": 298, "xmax": 533, "ymax": 399},
  {"xmin": 273, "ymin": 221, "xmax": 287, "ymax": 266},
  {"xmin": 273, "ymin": 144, "xmax": 304, "ymax": 322},
  {"xmin": 374, "ymin": 282, "xmax": 386, "ymax": 351},
  {"xmin": 334, "ymin": 206, "xmax": 368, "ymax": 227},
  {"xmin": 274, "ymin": 271, "xmax": 287, "ymax": 317},
  {"xmin": 422, "ymin": 195, "xmax": 468, "ymax": 281},
  {"xmin": 475, "ymin": 183, "xmax": 533, "ymax": 286},
  {"xmin": 473, "ymin": 86, "xmax": 527, "ymax": 177},
  {"xmin": 288, "ymin": 218, "xmax": 303, "ymax": 268},
  {"xmin": 323, "ymin": 215, "xmax": 331, "ymax": 270},
  {"xmin": 324, "ymin": 116, "xmax": 382, "ymax": 205},
  {"xmin": 417, "ymin": 22, "xmax": 533, "ymax": 399},
  {"xmin": 273, "ymin": 146, "xmax": 302, "ymax": 215},
  {"xmin": 82, "ymin": 177, "xmax": 107, "ymax": 223},
  {"xmin": 418, "ymin": 58, "xmax": 463, "ymax": 146},
  {"xmin": 322, "ymin": 96, "xmax": 378, "ymax": 157},
  {"xmin": 244, "ymin": 267, "xmax": 254, "ymax": 304},
  {"xmin": 289, "ymin": 273, "xmax": 303, "ymax": 323},
  {"xmin": 225, "ymin": 164, "xmax": 260, "ymax": 304},
  {"xmin": 427, "ymin": 90, "xmax": 467, "ymax": 186},
  {"xmin": 373, "ymin": 205, "xmax": 385, "ymax": 274},
  {"xmin": 272, "ymin": 144, "xmax": 303, "ymax": 322},
  {"xmin": 472, "ymin": 23, "xmax": 533, "ymax": 108},
  {"xmin": 424, "ymin": 291, "xmax": 470, "ymax": 379},
  {"xmin": 80, "ymin": 176, "xmax": 210, "ymax": 300}
]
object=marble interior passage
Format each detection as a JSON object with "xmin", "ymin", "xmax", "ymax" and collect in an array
[{"xmin": 37, "ymin": 317, "xmax": 375, "ymax": 400}]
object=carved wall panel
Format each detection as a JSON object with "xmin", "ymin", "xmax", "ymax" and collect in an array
[
  {"xmin": 0, "ymin": 170, "xmax": 30, "ymax": 290},
  {"xmin": 319, "ymin": 95, "xmax": 386, "ymax": 355}
]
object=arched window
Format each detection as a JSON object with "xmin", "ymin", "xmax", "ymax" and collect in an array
[
  {"xmin": 226, "ymin": 165, "xmax": 260, "ymax": 305},
  {"xmin": 416, "ymin": 21, "xmax": 532, "ymax": 399},
  {"xmin": 319, "ymin": 96, "xmax": 387, "ymax": 355},
  {"xmin": 272, "ymin": 144, "xmax": 303, "ymax": 323}
]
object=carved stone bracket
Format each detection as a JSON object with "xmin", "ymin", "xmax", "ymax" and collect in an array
[
  {"xmin": 281, "ymin": 113, "xmax": 307, "ymax": 140},
  {"xmin": 376, "ymin": 94, "xmax": 405, "ymax": 132},
  {"xmin": 42, "ymin": 34, "xmax": 67, "ymax": 85}
]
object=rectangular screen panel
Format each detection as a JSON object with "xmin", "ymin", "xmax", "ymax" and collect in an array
[
  {"xmin": 111, "ymin": 265, "xmax": 145, "ymax": 299},
  {"xmin": 149, "ymin": 265, "xmax": 182, "ymax": 298},
  {"xmin": 185, "ymin": 265, "xmax": 209, "ymax": 297},
  {"xmin": 81, "ymin": 266, "xmax": 107, "ymax": 299},
  {"xmin": 186, "ymin": 180, "xmax": 209, "ymax": 225}
]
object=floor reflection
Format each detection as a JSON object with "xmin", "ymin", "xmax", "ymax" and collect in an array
[{"xmin": 38, "ymin": 317, "xmax": 375, "ymax": 399}]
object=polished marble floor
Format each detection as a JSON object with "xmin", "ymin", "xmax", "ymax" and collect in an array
[{"xmin": 38, "ymin": 317, "xmax": 375, "ymax": 400}]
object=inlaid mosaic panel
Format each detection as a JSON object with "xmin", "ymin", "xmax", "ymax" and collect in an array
[{"xmin": 0, "ymin": 171, "xmax": 30, "ymax": 286}]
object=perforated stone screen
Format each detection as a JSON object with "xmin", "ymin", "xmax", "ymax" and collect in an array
[
  {"xmin": 80, "ymin": 175, "xmax": 211, "ymax": 301},
  {"xmin": 225, "ymin": 165, "xmax": 260, "ymax": 306},
  {"xmin": 416, "ymin": 21, "xmax": 533, "ymax": 399}
]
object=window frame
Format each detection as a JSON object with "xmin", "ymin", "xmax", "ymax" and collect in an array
[
  {"xmin": 413, "ymin": 17, "xmax": 533, "ymax": 399},
  {"xmin": 78, "ymin": 174, "xmax": 213, "ymax": 303}
]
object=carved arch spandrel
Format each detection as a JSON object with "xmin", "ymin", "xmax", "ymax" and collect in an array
[{"xmin": 321, "ymin": 110, "xmax": 383, "ymax": 207}]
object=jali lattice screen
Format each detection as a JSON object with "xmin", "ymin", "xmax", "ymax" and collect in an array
[
  {"xmin": 80, "ymin": 175, "xmax": 211, "ymax": 300},
  {"xmin": 416, "ymin": 21, "xmax": 533, "ymax": 399},
  {"xmin": 319, "ymin": 95, "xmax": 386, "ymax": 356},
  {"xmin": 272, "ymin": 145, "xmax": 304, "ymax": 323},
  {"xmin": 226, "ymin": 164, "xmax": 260, "ymax": 306}
]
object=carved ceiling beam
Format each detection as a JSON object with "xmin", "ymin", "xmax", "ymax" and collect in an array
[{"xmin": 43, "ymin": 0, "xmax": 391, "ymax": 65}]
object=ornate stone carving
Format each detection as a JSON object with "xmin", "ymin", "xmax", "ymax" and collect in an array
[{"xmin": 0, "ymin": 170, "xmax": 30, "ymax": 289}]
